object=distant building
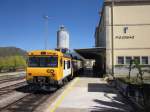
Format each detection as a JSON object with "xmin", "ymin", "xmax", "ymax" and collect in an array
[{"xmin": 95, "ymin": 0, "xmax": 150, "ymax": 77}]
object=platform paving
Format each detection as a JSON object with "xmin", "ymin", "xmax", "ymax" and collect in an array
[{"xmin": 48, "ymin": 77, "xmax": 134, "ymax": 112}]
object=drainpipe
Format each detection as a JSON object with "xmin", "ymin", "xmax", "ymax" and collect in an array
[{"xmin": 111, "ymin": 0, "xmax": 114, "ymax": 77}]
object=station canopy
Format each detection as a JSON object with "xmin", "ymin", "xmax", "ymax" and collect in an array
[{"xmin": 74, "ymin": 47, "xmax": 106, "ymax": 59}]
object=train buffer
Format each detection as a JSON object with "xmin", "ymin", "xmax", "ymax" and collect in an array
[{"xmin": 46, "ymin": 77, "xmax": 134, "ymax": 112}]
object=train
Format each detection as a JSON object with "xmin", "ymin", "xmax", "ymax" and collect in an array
[{"xmin": 26, "ymin": 50, "xmax": 83, "ymax": 90}]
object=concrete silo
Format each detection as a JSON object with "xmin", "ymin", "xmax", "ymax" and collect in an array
[{"xmin": 57, "ymin": 25, "xmax": 69, "ymax": 52}]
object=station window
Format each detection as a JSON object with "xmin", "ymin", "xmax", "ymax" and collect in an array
[
  {"xmin": 118, "ymin": 56, "xmax": 124, "ymax": 64},
  {"xmin": 142, "ymin": 56, "xmax": 148, "ymax": 65},
  {"xmin": 134, "ymin": 56, "xmax": 140, "ymax": 64},
  {"xmin": 126, "ymin": 56, "xmax": 132, "ymax": 64},
  {"xmin": 67, "ymin": 60, "xmax": 71, "ymax": 69}
]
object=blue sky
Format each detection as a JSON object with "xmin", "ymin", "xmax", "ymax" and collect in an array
[{"xmin": 0, "ymin": 0, "xmax": 103, "ymax": 51}]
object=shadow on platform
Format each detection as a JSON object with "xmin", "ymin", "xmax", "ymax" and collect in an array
[
  {"xmin": 88, "ymin": 83, "xmax": 114, "ymax": 93},
  {"xmin": 78, "ymin": 68, "xmax": 103, "ymax": 78},
  {"xmin": 88, "ymin": 83, "xmax": 134, "ymax": 112}
]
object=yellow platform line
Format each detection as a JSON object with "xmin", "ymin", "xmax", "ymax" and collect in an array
[{"xmin": 50, "ymin": 77, "xmax": 79, "ymax": 112}]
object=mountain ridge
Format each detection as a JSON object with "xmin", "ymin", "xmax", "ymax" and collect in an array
[{"xmin": 0, "ymin": 47, "xmax": 27, "ymax": 57}]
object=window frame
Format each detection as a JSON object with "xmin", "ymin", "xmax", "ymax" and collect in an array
[
  {"xmin": 133, "ymin": 56, "xmax": 140, "ymax": 64},
  {"xmin": 142, "ymin": 56, "xmax": 149, "ymax": 65},
  {"xmin": 64, "ymin": 61, "xmax": 66, "ymax": 70},
  {"xmin": 28, "ymin": 56, "xmax": 58, "ymax": 67},
  {"xmin": 67, "ymin": 60, "xmax": 71, "ymax": 69},
  {"xmin": 117, "ymin": 56, "xmax": 124, "ymax": 65},
  {"xmin": 125, "ymin": 56, "xmax": 132, "ymax": 65}
]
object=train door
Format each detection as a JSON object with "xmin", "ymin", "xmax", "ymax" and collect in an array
[
  {"xmin": 63, "ymin": 59, "xmax": 71, "ymax": 78},
  {"xmin": 67, "ymin": 60, "xmax": 71, "ymax": 76}
]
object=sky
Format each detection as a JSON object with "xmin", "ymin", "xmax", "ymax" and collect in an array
[{"xmin": 0, "ymin": 0, "xmax": 103, "ymax": 51}]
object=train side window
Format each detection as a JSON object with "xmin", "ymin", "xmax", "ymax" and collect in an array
[
  {"xmin": 67, "ymin": 60, "xmax": 70, "ymax": 69},
  {"xmin": 64, "ymin": 61, "xmax": 65, "ymax": 69}
]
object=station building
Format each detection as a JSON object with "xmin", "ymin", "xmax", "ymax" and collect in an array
[{"xmin": 95, "ymin": 0, "xmax": 150, "ymax": 77}]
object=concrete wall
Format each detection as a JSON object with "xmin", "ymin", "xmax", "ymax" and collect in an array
[
  {"xmin": 96, "ymin": 3, "xmax": 150, "ymax": 77},
  {"xmin": 95, "ymin": 12, "xmax": 106, "ymax": 48}
]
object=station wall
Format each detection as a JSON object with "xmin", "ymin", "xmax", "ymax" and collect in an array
[{"xmin": 96, "ymin": 2, "xmax": 150, "ymax": 77}]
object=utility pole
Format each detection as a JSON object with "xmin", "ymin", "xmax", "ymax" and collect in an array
[
  {"xmin": 43, "ymin": 16, "xmax": 49, "ymax": 50},
  {"xmin": 111, "ymin": 0, "xmax": 114, "ymax": 76}
]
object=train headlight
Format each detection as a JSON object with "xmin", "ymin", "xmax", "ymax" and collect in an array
[
  {"xmin": 51, "ymin": 73, "xmax": 55, "ymax": 77},
  {"xmin": 28, "ymin": 73, "xmax": 32, "ymax": 76},
  {"xmin": 26, "ymin": 73, "xmax": 33, "ymax": 80}
]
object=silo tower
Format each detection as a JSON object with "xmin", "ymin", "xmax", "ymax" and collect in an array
[{"xmin": 57, "ymin": 25, "xmax": 69, "ymax": 53}]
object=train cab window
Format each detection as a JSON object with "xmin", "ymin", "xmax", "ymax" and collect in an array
[
  {"xmin": 28, "ymin": 56, "xmax": 58, "ymax": 67},
  {"xmin": 47, "ymin": 57, "xmax": 58, "ymax": 67},
  {"xmin": 28, "ymin": 57, "xmax": 39, "ymax": 67},
  {"xmin": 40, "ymin": 57, "xmax": 46, "ymax": 67},
  {"xmin": 67, "ymin": 60, "xmax": 71, "ymax": 69}
]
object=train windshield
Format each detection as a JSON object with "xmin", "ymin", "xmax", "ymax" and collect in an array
[{"xmin": 28, "ymin": 56, "xmax": 58, "ymax": 67}]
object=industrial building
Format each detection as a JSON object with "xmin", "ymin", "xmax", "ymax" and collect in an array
[{"xmin": 95, "ymin": 0, "xmax": 150, "ymax": 77}]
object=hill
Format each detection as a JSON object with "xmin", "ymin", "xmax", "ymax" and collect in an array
[
  {"xmin": 0, "ymin": 47, "xmax": 27, "ymax": 57},
  {"xmin": 0, "ymin": 47, "xmax": 27, "ymax": 72}
]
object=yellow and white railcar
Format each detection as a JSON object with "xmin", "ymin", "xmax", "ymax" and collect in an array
[{"xmin": 26, "ymin": 50, "xmax": 73, "ymax": 88}]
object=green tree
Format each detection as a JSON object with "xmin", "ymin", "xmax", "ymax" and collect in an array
[
  {"xmin": 0, "ymin": 55, "xmax": 26, "ymax": 72},
  {"xmin": 0, "ymin": 57, "xmax": 5, "ymax": 72}
]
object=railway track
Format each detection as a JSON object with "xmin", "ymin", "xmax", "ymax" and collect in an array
[
  {"xmin": 0, "ymin": 92, "xmax": 53, "ymax": 112},
  {"xmin": 0, "ymin": 76, "xmax": 25, "ymax": 84},
  {"xmin": 0, "ymin": 77, "xmax": 71, "ymax": 112},
  {"xmin": 0, "ymin": 93, "xmax": 31, "ymax": 111},
  {"xmin": 0, "ymin": 81, "xmax": 26, "ymax": 96}
]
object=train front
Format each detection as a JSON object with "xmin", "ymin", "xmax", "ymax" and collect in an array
[{"xmin": 26, "ymin": 50, "xmax": 62, "ymax": 89}]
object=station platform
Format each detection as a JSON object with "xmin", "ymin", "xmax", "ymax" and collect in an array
[{"xmin": 47, "ymin": 77, "xmax": 134, "ymax": 112}]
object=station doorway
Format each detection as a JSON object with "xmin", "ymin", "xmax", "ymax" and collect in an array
[{"xmin": 74, "ymin": 47, "xmax": 106, "ymax": 78}]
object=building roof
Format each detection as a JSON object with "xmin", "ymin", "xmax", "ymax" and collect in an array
[
  {"xmin": 105, "ymin": 0, "xmax": 150, "ymax": 3},
  {"xmin": 104, "ymin": 0, "xmax": 150, "ymax": 5},
  {"xmin": 74, "ymin": 47, "xmax": 105, "ymax": 59}
]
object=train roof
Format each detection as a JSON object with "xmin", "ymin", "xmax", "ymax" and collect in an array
[
  {"xmin": 28, "ymin": 50, "xmax": 83, "ymax": 60},
  {"xmin": 28, "ymin": 50, "xmax": 63, "ymax": 56}
]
